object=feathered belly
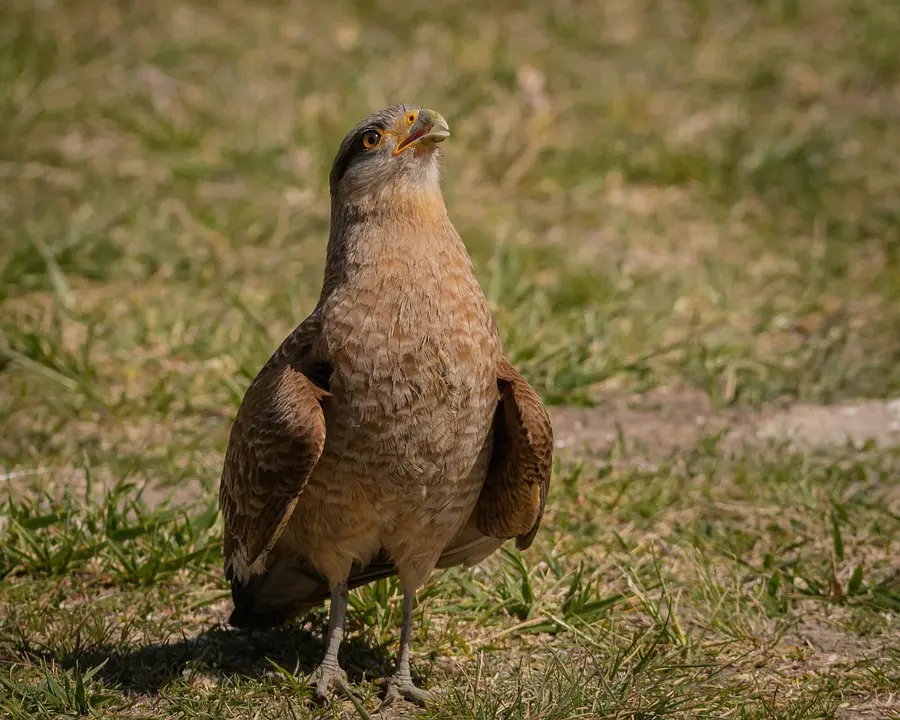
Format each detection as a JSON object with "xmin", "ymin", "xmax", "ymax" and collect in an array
[
  {"xmin": 287, "ymin": 348, "xmax": 495, "ymax": 568},
  {"xmin": 318, "ymin": 356, "xmax": 496, "ymax": 492}
]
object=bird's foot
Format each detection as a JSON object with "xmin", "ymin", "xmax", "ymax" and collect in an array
[
  {"xmin": 310, "ymin": 662, "xmax": 349, "ymax": 704},
  {"xmin": 379, "ymin": 674, "xmax": 440, "ymax": 707}
]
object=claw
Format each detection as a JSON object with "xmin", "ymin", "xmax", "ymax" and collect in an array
[
  {"xmin": 311, "ymin": 663, "xmax": 349, "ymax": 704},
  {"xmin": 380, "ymin": 674, "xmax": 440, "ymax": 707}
]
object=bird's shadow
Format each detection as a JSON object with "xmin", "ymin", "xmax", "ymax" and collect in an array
[{"xmin": 48, "ymin": 620, "xmax": 394, "ymax": 696}]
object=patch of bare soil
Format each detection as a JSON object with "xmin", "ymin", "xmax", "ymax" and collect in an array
[
  {"xmin": 756, "ymin": 398, "xmax": 900, "ymax": 449},
  {"xmin": 550, "ymin": 387, "xmax": 755, "ymax": 457},
  {"xmin": 551, "ymin": 390, "xmax": 900, "ymax": 458}
]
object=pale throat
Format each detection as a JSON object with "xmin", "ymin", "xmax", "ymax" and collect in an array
[
  {"xmin": 364, "ymin": 176, "xmax": 447, "ymax": 219},
  {"xmin": 322, "ymin": 164, "xmax": 470, "ymax": 292},
  {"xmin": 334, "ymin": 207, "xmax": 462, "ymax": 285}
]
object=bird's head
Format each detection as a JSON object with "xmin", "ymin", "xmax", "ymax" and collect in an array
[{"xmin": 328, "ymin": 104, "xmax": 451, "ymax": 206}]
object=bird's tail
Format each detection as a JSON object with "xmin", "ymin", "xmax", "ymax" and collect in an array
[
  {"xmin": 227, "ymin": 521, "xmax": 505, "ymax": 629},
  {"xmin": 227, "ymin": 551, "xmax": 398, "ymax": 629},
  {"xmin": 435, "ymin": 523, "xmax": 503, "ymax": 569}
]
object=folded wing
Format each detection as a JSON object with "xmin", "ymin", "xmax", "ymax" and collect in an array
[
  {"xmin": 475, "ymin": 358, "xmax": 554, "ymax": 549},
  {"xmin": 219, "ymin": 317, "xmax": 328, "ymax": 583}
]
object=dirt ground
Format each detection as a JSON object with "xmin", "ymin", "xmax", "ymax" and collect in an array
[{"xmin": 550, "ymin": 389, "xmax": 900, "ymax": 460}]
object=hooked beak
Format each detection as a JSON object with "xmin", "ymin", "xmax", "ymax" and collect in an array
[{"xmin": 392, "ymin": 109, "xmax": 451, "ymax": 156}]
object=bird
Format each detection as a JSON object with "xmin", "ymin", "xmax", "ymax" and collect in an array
[{"xmin": 218, "ymin": 104, "xmax": 553, "ymax": 706}]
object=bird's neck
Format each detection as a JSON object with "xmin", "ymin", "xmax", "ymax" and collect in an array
[
  {"xmin": 330, "ymin": 179, "xmax": 448, "ymax": 224},
  {"xmin": 321, "ymin": 188, "xmax": 469, "ymax": 296}
]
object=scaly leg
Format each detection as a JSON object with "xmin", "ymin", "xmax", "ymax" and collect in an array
[
  {"xmin": 311, "ymin": 582, "xmax": 349, "ymax": 703},
  {"xmin": 381, "ymin": 588, "xmax": 437, "ymax": 706}
]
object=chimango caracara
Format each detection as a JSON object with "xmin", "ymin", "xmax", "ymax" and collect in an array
[{"xmin": 218, "ymin": 105, "xmax": 553, "ymax": 705}]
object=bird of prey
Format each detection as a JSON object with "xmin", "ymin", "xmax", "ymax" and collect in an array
[{"xmin": 218, "ymin": 105, "xmax": 553, "ymax": 705}]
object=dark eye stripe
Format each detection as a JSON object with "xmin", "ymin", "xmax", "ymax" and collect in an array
[{"xmin": 329, "ymin": 119, "xmax": 391, "ymax": 189}]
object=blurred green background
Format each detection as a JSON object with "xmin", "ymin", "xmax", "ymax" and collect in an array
[{"xmin": 3, "ymin": 0, "xmax": 900, "ymax": 432}]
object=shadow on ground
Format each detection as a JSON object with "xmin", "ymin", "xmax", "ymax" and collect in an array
[{"xmin": 43, "ymin": 623, "xmax": 393, "ymax": 696}]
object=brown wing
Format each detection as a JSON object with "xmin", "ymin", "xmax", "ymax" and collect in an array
[
  {"xmin": 219, "ymin": 315, "xmax": 329, "ymax": 582},
  {"xmin": 475, "ymin": 358, "xmax": 554, "ymax": 550}
]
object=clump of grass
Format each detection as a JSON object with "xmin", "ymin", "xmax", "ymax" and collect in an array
[{"xmin": 1, "ymin": 470, "xmax": 220, "ymax": 585}]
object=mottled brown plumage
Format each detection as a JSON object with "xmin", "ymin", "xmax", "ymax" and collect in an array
[{"xmin": 218, "ymin": 105, "xmax": 553, "ymax": 705}]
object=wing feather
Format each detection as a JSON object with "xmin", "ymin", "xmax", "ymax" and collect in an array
[
  {"xmin": 219, "ymin": 316, "xmax": 328, "ymax": 582},
  {"xmin": 475, "ymin": 358, "xmax": 553, "ymax": 550}
]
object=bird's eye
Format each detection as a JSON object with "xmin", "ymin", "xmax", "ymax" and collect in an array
[
  {"xmin": 361, "ymin": 131, "xmax": 381, "ymax": 149},
  {"xmin": 407, "ymin": 112, "xmax": 416, "ymax": 124}
]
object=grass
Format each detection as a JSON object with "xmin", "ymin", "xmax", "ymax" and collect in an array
[
  {"xmin": 1, "ymin": 444, "xmax": 898, "ymax": 718},
  {"xmin": 1, "ymin": 0, "xmax": 899, "ymax": 717}
]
